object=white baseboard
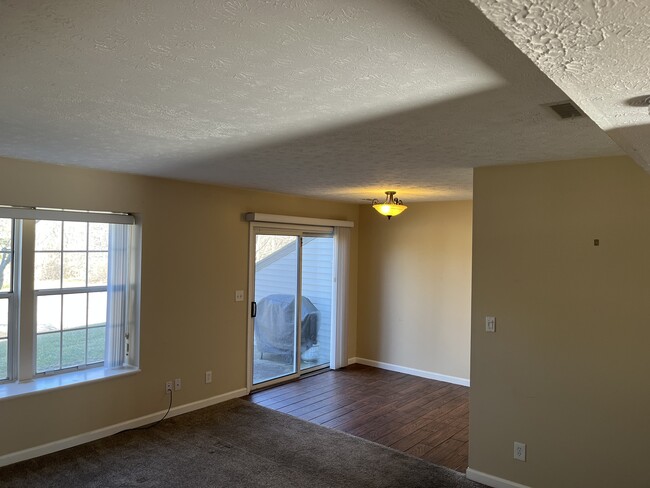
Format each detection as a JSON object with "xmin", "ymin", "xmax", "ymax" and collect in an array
[
  {"xmin": 0, "ymin": 387, "xmax": 247, "ymax": 468},
  {"xmin": 350, "ymin": 357, "xmax": 470, "ymax": 387},
  {"xmin": 466, "ymin": 468, "xmax": 531, "ymax": 488}
]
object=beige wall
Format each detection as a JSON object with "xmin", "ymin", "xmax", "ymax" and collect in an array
[
  {"xmin": 357, "ymin": 201, "xmax": 472, "ymax": 381},
  {"xmin": 0, "ymin": 156, "xmax": 358, "ymax": 457},
  {"xmin": 470, "ymin": 156, "xmax": 650, "ymax": 487}
]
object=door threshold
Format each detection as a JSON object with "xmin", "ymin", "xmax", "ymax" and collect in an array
[{"xmin": 252, "ymin": 366, "xmax": 330, "ymax": 393}]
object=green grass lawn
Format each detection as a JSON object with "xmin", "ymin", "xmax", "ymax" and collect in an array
[
  {"xmin": 0, "ymin": 327, "xmax": 105, "ymax": 379},
  {"xmin": 0, "ymin": 339, "xmax": 6, "ymax": 380},
  {"xmin": 36, "ymin": 326, "xmax": 105, "ymax": 373}
]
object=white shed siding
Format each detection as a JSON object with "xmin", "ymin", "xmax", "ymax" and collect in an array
[
  {"xmin": 255, "ymin": 242, "xmax": 298, "ymax": 299},
  {"xmin": 302, "ymin": 238, "xmax": 333, "ymax": 352},
  {"xmin": 255, "ymin": 237, "xmax": 333, "ymax": 355}
]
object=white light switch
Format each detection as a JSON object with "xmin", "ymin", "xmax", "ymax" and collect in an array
[
  {"xmin": 485, "ymin": 316, "xmax": 496, "ymax": 332},
  {"xmin": 235, "ymin": 290, "xmax": 244, "ymax": 302}
]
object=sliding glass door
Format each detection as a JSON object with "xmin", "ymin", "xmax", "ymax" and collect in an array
[
  {"xmin": 299, "ymin": 235, "xmax": 333, "ymax": 372},
  {"xmin": 249, "ymin": 227, "xmax": 334, "ymax": 389},
  {"xmin": 252, "ymin": 233, "xmax": 299, "ymax": 385}
]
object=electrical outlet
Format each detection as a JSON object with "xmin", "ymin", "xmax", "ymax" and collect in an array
[
  {"xmin": 174, "ymin": 378, "xmax": 182, "ymax": 391},
  {"xmin": 205, "ymin": 370, "xmax": 212, "ymax": 384},
  {"xmin": 485, "ymin": 316, "xmax": 496, "ymax": 333},
  {"xmin": 165, "ymin": 381, "xmax": 173, "ymax": 393},
  {"xmin": 514, "ymin": 442, "xmax": 526, "ymax": 461},
  {"xmin": 235, "ymin": 290, "xmax": 244, "ymax": 302}
]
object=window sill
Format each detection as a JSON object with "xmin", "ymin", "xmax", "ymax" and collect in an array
[{"xmin": 0, "ymin": 366, "xmax": 140, "ymax": 401}]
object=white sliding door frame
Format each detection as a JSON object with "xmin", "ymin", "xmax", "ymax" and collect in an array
[
  {"xmin": 247, "ymin": 225, "xmax": 304, "ymax": 392},
  {"xmin": 246, "ymin": 218, "xmax": 351, "ymax": 393}
]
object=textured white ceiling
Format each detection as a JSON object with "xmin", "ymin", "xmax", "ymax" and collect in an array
[
  {"xmin": 473, "ymin": 0, "xmax": 650, "ymax": 174},
  {"xmin": 0, "ymin": 0, "xmax": 623, "ymax": 202}
]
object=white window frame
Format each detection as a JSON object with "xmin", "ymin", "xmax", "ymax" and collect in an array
[
  {"xmin": 32, "ymin": 220, "xmax": 111, "ymax": 375},
  {"xmin": 34, "ymin": 289, "xmax": 110, "ymax": 374},
  {"xmin": 0, "ymin": 207, "xmax": 141, "ymax": 399},
  {"xmin": 0, "ymin": 218, "xmax": 18, "ymax": 381}
]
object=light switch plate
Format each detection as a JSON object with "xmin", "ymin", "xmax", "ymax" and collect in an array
[{"xmin": 486, "ymin": 316, "xmax": 496, "ymax": 332}]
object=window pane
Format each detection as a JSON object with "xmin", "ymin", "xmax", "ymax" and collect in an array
[
  {"xmin": 0, "ymin": 253, "xmax": 11, "ymax": 292},
  {"xmin": 62, "ymin": 293, "xmax": 87, "ymax": 330},
  {"xmin": 88, "ymin": 292, "xmax": 107, "ymax": 327},
  {"xmin": 0, "ymin": 298, "xmax": 7, "ymax": 339},
  {"xmin": 62, "ymin": 252, "xmax": 87, "ymax": 288},
  {"xmin": 0, "ymin": 338, "xmax": 7, "ymax": 379},
  {"xmin": 88, "ymin": 252, "xmax": 108, "ymax": 286},
  {"xmin": 0, "ymin": 298, "xmax": 7, "ymax": 379},
  {"xmin": 28, "ymin": 219, "xmax": 135, "ymax": 375},
  {"xmin": 62, "ymin": 329, "xmax": 86, "ymax": 369},
  {"xmin": 34, "ymin": 252, "xmax": 61, "ymax": 289},
  {"xmin": 35, "ymin": 220, "xmax": 62, "ymax": 251},
  {"xmin": 87, "ymin": 326, "xmax": 105, "ymax": 364},
  {"xmin": 0, "ymin": 218, "xmax": 11, "ymax": 241},
  {"xmin": 89, "ymin": 223, "xmax": 109, "ymax": 251},
  {"xmin": 63, "ymin": 222, "xmax": 87, "ymax": 251},
  {"xmin": 37, "ymin": 333, "xmax": 61, "ymax": 372},
  {"xmin": 37, "ymin": 295, "xmax": 62, "ymax": 333},
  {"xmin": 0, "ymin": 219, "xmax": 12, "ymax": 293}
]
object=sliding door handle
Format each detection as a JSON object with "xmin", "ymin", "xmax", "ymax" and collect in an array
[{"xmin": 251, "ymin": 301, "xmax": 257, "ymax": 318}]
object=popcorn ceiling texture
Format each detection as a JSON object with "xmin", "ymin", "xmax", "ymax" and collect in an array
[
  {"xmin": 0, "ymin": 0, "xmax": 622, "ymax": 201},
  {"xmin": 473, "ymin": 0, "xmax": 650, "ymax": 171}
]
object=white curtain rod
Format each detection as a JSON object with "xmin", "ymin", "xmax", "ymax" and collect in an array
[{"xmin": 0, "ymin": 206, "xmax": 135, "ymax": 225}]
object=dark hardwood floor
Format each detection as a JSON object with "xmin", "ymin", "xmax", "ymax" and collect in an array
[{"xmin": 243, "ymin": 363, "xmax": 470, "ymax": 472}]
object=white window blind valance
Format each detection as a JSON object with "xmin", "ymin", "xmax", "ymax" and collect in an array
[
  {"xmin": 244, "ymin": 212, "xmax": 354, "ymax": 228},
  {"xmin": 0, "ymin": 206, "xmax": 135, "ymax": 225}
]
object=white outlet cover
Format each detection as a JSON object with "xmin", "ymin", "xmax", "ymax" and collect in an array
[
  {"xmin": 235, "ymin": 290, "xmax": 244, "ymax": 302},
  {"xmin": 205, "ymin": 371, "xmax": 212, "ymax": 384},
  {"xmin": 514, "ymin": 441, "xmax": 526, "ymax": 461}
]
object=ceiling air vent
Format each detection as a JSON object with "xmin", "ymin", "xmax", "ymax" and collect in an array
[{"xmin": 546, "ymin": 101, "xmax": 584, "ymax": 119}]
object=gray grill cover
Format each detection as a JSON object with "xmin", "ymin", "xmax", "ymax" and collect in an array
[{"xmin": 255, "ymin": 294, "xmax": 319, "ymax": 357}]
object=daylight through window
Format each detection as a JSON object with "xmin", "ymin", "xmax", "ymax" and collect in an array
[
  {"xmin": 0, "ymin": 208, "xmax": 138, "ymax": 384},
  {"xmin": 0, "ymin": 218, "xmax": 14, "ymax": 380}
]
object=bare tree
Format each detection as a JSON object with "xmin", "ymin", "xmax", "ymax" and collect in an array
[{"xmin": 0, "ymin": 253, "xmax": 9, "ymax": 291}]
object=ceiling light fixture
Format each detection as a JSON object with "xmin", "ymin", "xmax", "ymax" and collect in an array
[{"xmin": 372, "ymin": 191, "xmax": 407, "ymax": 220}]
